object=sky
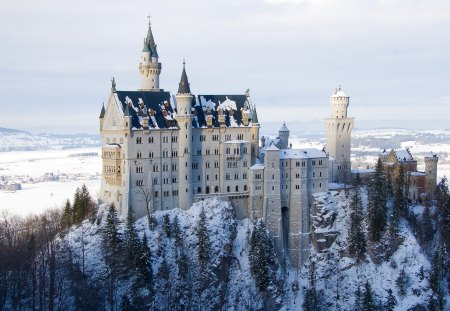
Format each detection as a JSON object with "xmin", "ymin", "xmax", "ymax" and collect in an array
[{"xmin": 0, "ymin": 0, "xmax": 449, "ymax": 134}]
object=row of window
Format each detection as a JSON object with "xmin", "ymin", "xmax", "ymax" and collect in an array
[
  {"xmin": 136, "ymin": 133, "xmax": 251, "ymax": 145},
  {"xmin": 104, "ymin": 165, "xmax": 120, "ymax": 174}
]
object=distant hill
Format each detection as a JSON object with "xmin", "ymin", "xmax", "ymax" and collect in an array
[{"xmin": 0, "ymin": 126, "xmax": 101, "ymax": 151}]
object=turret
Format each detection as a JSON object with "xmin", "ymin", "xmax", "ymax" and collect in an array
[
  {"xmin": 139, "ymin": 19, "xmax": 162, "ymax": 91},
  {"xmin": 425, "ymin": 153, "xmax": 438, "ymax": 197},
  {"xmin": 325, "ymin": 86, "xmax": 354, "ymax": 183},
  {"xmin": 278, "ymin": 122, "xmax": 289, "ymax": 149},
  {"xmin": 99, "ymin": 102, "xmax": 105, "ymax": 131},
  {"xmin": 330, "ymin": 86, "xmax": 349, "ymax": 119},
  {"xmin": 176, "ymin": 62, "xmax": 193, "ymax": 210}
]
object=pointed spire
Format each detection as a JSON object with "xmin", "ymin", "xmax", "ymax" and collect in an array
[
  {"xmin": 177, "ymin": 60, "xmax": 191, "ymax": 94},
  {"xmin": 99, "ymin": 102, "xmax": 105, "ymax": 118},
  {"xmin": 252, "ymin": 106, "xmax": 259, "ymax": 124},
  {"xmin": 145, "ymin": 17, "xmax": 158, "ymax": 58},
  {"xmin": 124, "ymin": 105, "xmax": 131, "ymax": 117}
]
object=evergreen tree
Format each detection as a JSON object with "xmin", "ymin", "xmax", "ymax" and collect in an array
[
  {"xmin": 102, "ymin": 203, "xmax": 122, "ymax": 310},
  {"xmin": 73, "ymin": 184, "xmax": 96, "ymax": 224},
  {"xmin": 163, "ymin": 214, "xmax": 171, "ymax": 238},
  {"xmin": 348, "ymin": 173, "xmax": 367, "ymax": 261},
  {"xmin": 172, "ymin": 215, "xmax": 182, "ymax": 248},
  {"xmin": 124, "ymin": 206, "xmax": 140, "ymax": 264},
  {"xmin": 368, "ymin": 158, "xmax": 387, "ymax": 241},
  {"xmin": 303, "ymin": 261, "xmax": 320, "ymax": 311},
  {"xmin": 392, "ymin": 164, "xmax": 407, "ymax": 231},
  {"xmin": 435, "ymin": 177, "xmax": 450, "ymax": 247},
  {"xmin": 249, "ymin": 220, "xmax": 279, "ymax": 293},
  {"xmin": 396, "ymin": 268, "xmax": 408, "ymax": 296},
  {"xmin": 61, "ymin": 199, "xmax": 73, "ymax": 228},
  {"xmin": 421, "ymin": 206, "xmax": 434, "ymax": 244},
  {"xmin": 354, "ymin": 285, "xmax": 363, "ymax": 311},
  {"xmin": 362, "ymin": 281, "xmax": 375, "ymax": 311},
  {"xmin": 135, "ymin": 232, "xmax": 152, "ymax": 288},
  {"xmin": 197, "ymin": 208, "xmax": 210, "ymax": 271},
  {"xmin": 385, "ymin": 288, "xmax": 397, "ymax": 311}
]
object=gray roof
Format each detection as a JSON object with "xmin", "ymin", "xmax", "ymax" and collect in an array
[
  {"xmin": 178, "ymin": 63, "xmax": 191, "ymax": 94},
  {"xmin": 99, "ymin": 103, "xmax": 105, "ymax": 118},
  {"xmin": 145, "ymin": 24, "xmax": 158, "ymax": 58},
  {"xmin": 279, "ymin": 122, "xmax": 289, "ymax": 132}
]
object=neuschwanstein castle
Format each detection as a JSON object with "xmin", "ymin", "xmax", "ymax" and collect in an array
[{"xmin": 99, "ymin": 20, "xmax": 438, "ymax": 268}]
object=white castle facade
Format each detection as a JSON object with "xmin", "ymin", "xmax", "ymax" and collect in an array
[{"xmin": 99, "ymin": 21, "xmax": 355, "ymax": 267}]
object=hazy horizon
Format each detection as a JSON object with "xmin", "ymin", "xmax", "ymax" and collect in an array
[{"xmin": 1, "ymin": 0, "xmax": 449, "ymax": 134}]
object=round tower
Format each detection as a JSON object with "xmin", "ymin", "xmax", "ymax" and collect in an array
[
  {"xmin": 324, "ymin": 86, "xmax": 354, "ymax": 183},
  {"xmin": 176, "ymin": 62, "xmax": 193, "ymax": 210},
  {"xmin": 424, "ymin": 153, "xmax": 438, "ymax": 197},
  {"xmin": 278, "ymin": 122, "xmax": 290, "ymax": 149},
  {"xmin": 139, "ymin": 20, "xmax": 162, "ymax": 91}
]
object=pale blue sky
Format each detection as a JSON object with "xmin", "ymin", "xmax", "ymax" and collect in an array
[{"xmin": 0, "ymin": 0, "xmax": 449, "ymax": 133}]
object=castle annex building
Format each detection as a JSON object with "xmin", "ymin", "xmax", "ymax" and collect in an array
[{"xmin": 98, "ymin": 21, "xmax": 436, "ymax": 268}]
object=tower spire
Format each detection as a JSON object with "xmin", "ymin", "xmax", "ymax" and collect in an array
[{"xmin": 177, "ymin": 61, "xmax": 191, "ymax": 94}]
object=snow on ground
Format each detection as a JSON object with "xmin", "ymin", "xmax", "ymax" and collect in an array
[
  {"xmin": 0, "ymin": 147, "xmax": 101, "ymax": 216},
  {"xmin": 0, "ymin": 179, "xmax": 100, "ymax": 217}
]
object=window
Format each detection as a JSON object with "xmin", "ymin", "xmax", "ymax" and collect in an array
[
  {"xmin": 172, "ymin": 151, "xmax": 178, "ymax": 157},
  {"xmin": 171, "ymin": 136, "xmax": 178, "ymax": 143},
  {"xmin": 206, "ymin": 162, "xmax": 210, "ymax": 168},
  {"xmin": 153, "ymin": 164, "xmax": 159, "ymax": 172},
  {"xmin": 163, "ymin": 150, "xmax": 169, "ymax": 157},
  {"xmin": 214, "ymin": 148, "xmax": 219, "ymax": 155},
  {"xmin": 163, "ymin": 163, "xmax": 169, "ymax": 171},
  {"xmin": 148, "ymin": 137, "xmax": 154, "ymax": 143},
  {"xmin": 137, "ymin": 151, "xmax": 142, "ymax": 159},
  {"xmin": 214, "ymin": 161, "xmax": 219, "ymax": 168},
  {"xmin": 227, "ymin": 186, "xmax": 230, "ymax": 192},
  {"xmin": 226, "ymin": 173, "xmax": 231, "ymax": 180},
  {"xmin": 163, "ymin": 178, "xmax": 169, "ymax": 184},
  {"xmin": 172, "ymin": 163, "xmax": 177, "ymax": 171},
  {"xmin": 215, "ymin": 186, "xmax": 219, "ymax": 192},
  {"xmin": 136, "ymin": 166, "xmax": 143, "ymax": 173},
  {"xmin": 200, "ymin": 135, "xmax": 206, "ymax": 141},
  {"xmin": 197, "ymin": 149, "xmax": 202, "ymax": 155},
  {"xmin": 313, "ymin": 172, "xmax": 315, "ymax": 178},
  {"xmin": 235, "ymin": 185, "xmax": 239, "ymax": 192},
  {"xmin": 319, "ymin": 160, "xmax": 323, "ymax": 165},
  {"xmin": 172, "ymin": 190, "xmax": 179, "ymax": 196},
  {"xmin": 295, "ymin": 185, "xmax": 300, "ymax": 189},
  {"xmin": 206, "ymin": 148, "xmax": 210, "ymax": 155},
  {"xmin": 136, "ymin": 137, "xmax": 142, "ymax": 144},
  {"xmin": 198, "ymin": 175, "xmax": 201, "ymax": 181},
  {"xmin": 255, "ymin": 173, "xmax": 262, "ymax": 179},
  {"xmin": 197, "ymin": 187, "xmax": 202, "ymax": 193},
  {"xmin": 243, "ymin": 147, "xmax": 248, "ymax": 154},
  {"xmin": 225, "ymin": 134, "xmax": 231, "ymax": 141},
  {"xmin": 136, "ymin": 180, "xmax": 143, "ymax": 186},
  {"xmin": 192, "ymin": 162, "xmax": 199, "ymax": 169},
  {"xmin": 234, "ymin": 173, "xmax": 239, "ymax": 180},
  {"xmin": 154, "ymin": 191, "xmax": 159, "ymax": 197},
  {"xmin": 172, "ymin": 177, "xmax": 177, "ymax": 183},
  {"xmin": 163, "ymin": 136, "xmax": 169, "ymax": 143},
  {"xmin": 212, "ymin": 134, "xmax": 219, "ymax": 141},
  {"xmin": 243, "ymin": 173, "xmax": 248, "ymax": 179},
  {"xmin": 302, "ymin": 161, "xmax": 306, "ymax": 167},
  {"xmin": 243, "ymin": 160, "xmax": 248, "ymax": 167},
  {"xmin": 312, "ymin": 160, "xmax": 316, "ymax": 166},
  {"xmin": 244, "ymin": 185, "xmax": 247, "ymax": 191},
  {"xmin": 153, "ymin": 178, "xmax": 158, "ymax": 185},
  {"xmin": 237, "ymin": 134, "xmax": 244, "ymax": 140},
  {"xmin": 149, "ymin": 151, "xmax": 154, "ymax": 158},
  {"xmin": 226, "ymin": 148, "xmax": 231, "ymax": 155}
]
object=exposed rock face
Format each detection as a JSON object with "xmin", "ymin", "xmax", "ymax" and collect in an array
[{"xmin": 311, "ymin": 191, "xmax": 340, "ymax": 252}]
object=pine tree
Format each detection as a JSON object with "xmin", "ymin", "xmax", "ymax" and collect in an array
[
  {"xmin": 303, "ymin": 261, "xmax": 320, "ymax": 311},
  {"xmin": 197, "ymin": 208, "xmax": 210, "ymax": 271},
  {"xmin": 354, "ymin": 285, "xmax": 363, "ymax": 311},
  {"xmin": 124, "ymin": 206, "xmax": 140, "ymax": 263},
  {"xmin": 249, "ymin": 220, "xmax": 279, "ymax": 293},
  {"xmin": 435, "ymin": 177, "xmax": 450, "ymax": 247},
  {"xmin": 392, "ymin": 164, "xmax": 407, "ymax": 231},
  {"xmin": 348, "ymin": 173, "xmax": 367, "ymax": 261},
  {"xmin": 421, "ymin": 206, "xmax": 434, "ymax": 244},
  {"xmin": 385, "ymin": 288, "xmax": 397, "ymax": 311},
  {"xmin": 61, "ymin": 199, "xmax": 73, "ymax": 228},
  {"xmin": 368, "ymin": 158, "xmax": 387, "ymax": 241},
  {"xmin": 136, "ymin": 232, "xmax": 152, "ymax": 288},
  {"xmin": 362, "ymin": 281, "xmax": 375, "ymax": 311},
  {"xmin": 102, "ymin": 203, "xmax": 122, "ymax": 310},
  {"xmin": 163, "ymin": 214, "xmax": 171, "ymax": 238},
  {"xmin": 172, "ymin": 215, "xmax": 182, "ymax": 249},
  {"xmin": 396, "ymin": 268, "xmax": 408, "ymax": 296}
]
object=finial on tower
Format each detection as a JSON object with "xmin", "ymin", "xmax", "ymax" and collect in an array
[
  {"xmin": 147, "ymin": 14, "xmax": 151, "ymax": 26},
  {"xmin": 177, "ymin": 60, "xmax": 191, "ymax": 94},
  {"xmin": 111, "ymin": 77, "xmax": 116, "ymax": 92}
]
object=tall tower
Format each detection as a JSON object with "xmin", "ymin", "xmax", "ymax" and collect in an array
[
  {"xmin": 139, "ymin": 19, "xmax": 162, "ymax": 91},
  {"xmin": 424, "ymin": 154, "xmax": 438, "ymax": 197},
  {"xmin": 176, "ymin": 62, "xmax": 193, "ymax": 210},
  {"xmin": 278, "ymin": 122, "xmax": 290, "ymax": 149},
  {"xmin": 325, "ymin": 87, "xmax": 354, "ymax": 183}
]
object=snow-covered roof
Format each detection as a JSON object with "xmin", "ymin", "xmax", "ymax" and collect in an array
[
  {"xmin": 250, "ymin": 163, "xmax": 265, "ymax": 170},
  {"xmin": 260, "ymin": 138, "xmax": 280, "ymax": 153},
  {"xmin": 395, "ymin": 149, "xmax": 413, "ymax": 162},
  {"xmin": 222, "ymin": 140, "xmax": 249, "ymax": 144},
  {"xmin": 410, "ymin": 172, "xmax": 426, "ymax": 177},
  {"xmin": 279, "ymin": 122, "xmax": 289, "ymax": 132},
  {"xmin": 330, "ymin": 87, "xmax": 348, "ymax": 98},
  {"xmin": 280, "ymin": 148, "xmax": 327, "ymax": 159},
  {"xmin": 265, "ymin": 142, "xmax": 280, "ymax": 151}
]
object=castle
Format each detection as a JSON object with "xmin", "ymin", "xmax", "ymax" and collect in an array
[{"xmin": 99, "ymin": 20, "xmax": 437, "ymax": 268}]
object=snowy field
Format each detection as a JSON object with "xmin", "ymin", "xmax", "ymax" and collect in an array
[{"xmin": 0, "ymin": 147, "xmax": 101, "ymax": 217}]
